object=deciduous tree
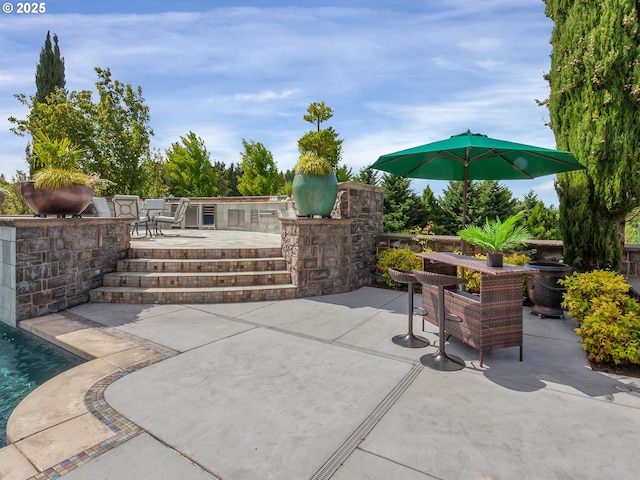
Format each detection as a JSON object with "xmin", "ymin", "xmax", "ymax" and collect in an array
[
  {"xmin": 165, "ymin": 131, "xmax": 218, "ymax": 197},
  {"xmin": 237, "ymin": 139, "xmax": 281, "ymax": 196}
]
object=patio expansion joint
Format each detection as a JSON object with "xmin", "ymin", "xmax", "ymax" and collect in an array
[{"xmin": 310, "ymin": 362, "xmax": 424, "ymax": 480}]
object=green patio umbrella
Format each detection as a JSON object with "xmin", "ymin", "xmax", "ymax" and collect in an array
[{"xmin": 371, "ymin": 130, "xmax": 585, "ymax": 228}]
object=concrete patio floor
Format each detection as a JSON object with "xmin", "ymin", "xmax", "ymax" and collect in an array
[{"xmin": 3, "ymin": 283, "xmax": 640, "ymax": 480}]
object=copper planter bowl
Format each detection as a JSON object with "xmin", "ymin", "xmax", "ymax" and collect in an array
[{"xmin": 21, "ymin": 181, "xmax": 94, "ymax": 217}]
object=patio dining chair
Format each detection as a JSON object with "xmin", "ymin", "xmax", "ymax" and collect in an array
[
  {"xmin": 152, "ymin": 197, "xmax": 190, "ymax": 235},
  {"xmin": 113, "ymin": 195, "xmax": 148, "ymax": 235},
  {"xmin": 92, "ymin": 197, "xmax": 112, "ymax": 217}
]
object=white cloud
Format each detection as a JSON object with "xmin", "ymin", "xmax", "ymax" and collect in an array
[{"xmin": 0, "ymin": 0, "xmax": 557, "ymax": 204}]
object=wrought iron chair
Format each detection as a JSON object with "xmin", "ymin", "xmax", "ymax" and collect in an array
[
  {"xmin": 152, "ymin": 197, "xmax": 190, "ymax": 235},
  {"xmin": 113, "ymin": 195, "xmax": 148, "ymax": 235}
]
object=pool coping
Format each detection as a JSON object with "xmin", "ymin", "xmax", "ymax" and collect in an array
[{"xmin": 0, "ymin": 311, "xmax": 178, "ymax": 480}]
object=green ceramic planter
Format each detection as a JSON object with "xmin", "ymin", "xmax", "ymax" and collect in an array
[{"xmin": 291, "ymin": 172, "xmax": 338, "ymax": 217}]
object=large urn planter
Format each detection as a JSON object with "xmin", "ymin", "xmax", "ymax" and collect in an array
[
  {"xmin": 526, "ymin": 261, "xmax": 572, "ymax": 318},
  {"xmin": 21, "ymin": 181, "xmax": 94, "ymax": 217},
  {"xmin": 291, "ymin": 172, "xmax": 338, "ymax": 217}
]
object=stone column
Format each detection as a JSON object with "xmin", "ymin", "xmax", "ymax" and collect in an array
[{"xmin": 280, "ymin": 182, "xmax": 384, "ymax": 297}]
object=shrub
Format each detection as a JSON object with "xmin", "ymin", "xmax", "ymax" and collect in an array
[
  {"xmin": 412, "ymin": 221, "xmax": 434, "ymax": 252},
  {"xmin": 456, "ymin": 252, "xmax": 531, "ymax": 294},
  {"xmin": 560, "ymin": 270, "xmax": 631, "ymax": 323},
  {"xmin": 561, "ymin": 270, "xmax": 640, "ymax": 366},
  {"xmin": 377, "ymin": 247, "xmax": 422, "ymax": 289},
  {"xmin": 576, "ymin": 296, "xmax": 640, "ymax": 365}
]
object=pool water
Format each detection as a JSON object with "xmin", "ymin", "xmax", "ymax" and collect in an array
[{"xmin": 0, "ymin": 322, "xmax": 82, "ymax": 448}]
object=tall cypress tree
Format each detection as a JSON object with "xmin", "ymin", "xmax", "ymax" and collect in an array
[
  {"xmin": 544, "ymin": 0, "xmax": 640, "ymax": 271},
  {"xmin": 35, "ymin": 31, "xmax": 65, "ymax": 102}
]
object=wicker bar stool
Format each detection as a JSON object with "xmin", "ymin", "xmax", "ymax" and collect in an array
[
  {"xmin": 413, "ymin": 270, "xmax": 468, "ymax": 371},
  {"xmin": 387, "ymin": 268, "xmax": 430, "ymax": 348}
]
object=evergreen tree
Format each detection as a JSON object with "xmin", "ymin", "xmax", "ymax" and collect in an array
[
  {"xmin": 527, "ymin": 203, "xmax": 561, "ymax": 240},
  {"xmin": 35, "ymin": 31, "xmax": 65, "ymax": 103},
  {"xmin": 438, "ymin": 181, "xmax": 470, "ymax": 234},
  {"xmin": 473, "ymin": 181, "xmax": 517, "ymax": 223},
  {"xmin": 421, "ymin": 185, "xmax": 445, "ymax": 234},
  {"xmin": 237, "ymin": 139, "xmax": 281, "ymax": 196},
  {"xmin": 356, "ymin": 166, "xmax": 379, "ymax": 186},
  {"xmin": 213, "ymin": 161, "xmax": 232, "ymax": 197},
  {"xmin": 381, "ymin": 173, "xmax": 428, "ymax": 233},
  {"xmin": 544, "ymin": 0, "xmax": 640, "ymax": 270},
  {"xmin": 518, "ymin": 191, "xmax": 560, "ymax": 240}
]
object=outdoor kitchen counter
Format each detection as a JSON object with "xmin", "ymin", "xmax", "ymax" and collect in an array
[{"xmin": 418, "ymin": 252, "xmax": 539, "ymax": 366}]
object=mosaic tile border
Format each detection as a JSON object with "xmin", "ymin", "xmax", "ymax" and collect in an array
[{"xmin": 28, "ymin": 315, "xmax": 179, "ymax": 479}]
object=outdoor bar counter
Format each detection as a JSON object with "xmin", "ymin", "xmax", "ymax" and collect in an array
[{"xmin": 419, "ymin": 252, "xmax": 538, "ymax": 366}]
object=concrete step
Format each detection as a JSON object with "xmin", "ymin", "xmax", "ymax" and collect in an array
[
  {"xmin": 102, "ymin": 270, "xmax": 292, "ymax": 288},
  {"xmin": 117, "ymin": 257, "xmax": 287, "ymax": 273},
  {"xmin": 89, "ymin": 285, "xmax": 298, "ymax": 304}
]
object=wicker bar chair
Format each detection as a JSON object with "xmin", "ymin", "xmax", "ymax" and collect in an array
[
  {"xmin": 387, "ymin": 268, "xmax": 430, "ymax": 348},
  {"xmin": 413, "ymin": 270, "xmax": 468, "ymax": 371}
]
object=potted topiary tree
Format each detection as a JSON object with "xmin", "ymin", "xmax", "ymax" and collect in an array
[
  {"xmin": 457, "ymin": 211, "xmax": 530, "ymax": 267},
  {"xmin": 21, "ymin": 132, "xmax": 94, "ymax": 217},
  {"xmin": 291, "ymin": 152, "xmax": 338, "ymax": 217}
]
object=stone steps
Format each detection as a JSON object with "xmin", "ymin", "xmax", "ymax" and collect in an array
[
  {"xmin": 116, "ymin": 257, "xmax": 287, "ymax": 273},
  {"xmin": 90, "ymin": 246, "xmax": 296, "ymax": 304},
  {"xmin": 102, "ymin": 270, "xmax": 292, "ymax": 288}
]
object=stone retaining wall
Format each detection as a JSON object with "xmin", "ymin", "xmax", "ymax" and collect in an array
[
  {"xmin": 0, "ymin": 217, "xmax": 131, "ymax": 326},
  {"xmin": 375, "ymin": 233, "xmax": 565, "ymax": 261}
]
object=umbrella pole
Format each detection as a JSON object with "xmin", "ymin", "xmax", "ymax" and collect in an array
[{"xmin": 461, "ymin": 162, "xmax": 469, "ymax": 253}]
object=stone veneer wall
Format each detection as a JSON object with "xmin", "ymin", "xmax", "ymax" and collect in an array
[
  {"xmin": 280, "ymin": 182, "xmax": 384, "ymax": 297},
  {"xmin": 0, "ymin": 217, "xmax": 131, "ymax": 327}
]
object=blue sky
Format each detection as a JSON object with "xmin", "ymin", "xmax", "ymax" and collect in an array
[{"xmin": 0, "ymin": 0, "xmax": 562, "ymax": 205}]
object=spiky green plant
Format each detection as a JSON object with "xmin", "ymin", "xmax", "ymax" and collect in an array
[
  {"xmin": 457, "ymin": 211, "xmax": 530, "ymax": 253},
  {"xmin": 31, "ymin": 132, "xmax": 90, "ymax": 189},
  {"xmin": 294, "ymin": 153, "xmax": 333, "ymax": 175}
]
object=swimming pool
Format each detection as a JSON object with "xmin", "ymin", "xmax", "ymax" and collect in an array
[{"xmin": 0, "ymin": 322, "xmax": 82, "ymax": 448}]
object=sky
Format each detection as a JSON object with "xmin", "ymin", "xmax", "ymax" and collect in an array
[{"xmin": 0, "ymin": 0, "xmax": 563, "ymax": 205}]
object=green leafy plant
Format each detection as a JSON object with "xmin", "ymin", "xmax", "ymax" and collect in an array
[
  {"xmin": 561, "ymin": 270, "xmax": 640, "ymax": 366},
  {"xmin": 456, "ymin": 252, "xmax": 531, "ymax": 293},
  {"xmin": 377, "ymin": 247, "xmax": 422, "ymax": 289},
  {"xmin": 412, "ymin": 221, "xmax": 434, "ymax": 252},
  {"xmin": 576, "ymin": 296, "xmax": 640, "ymax": 365},
  {"xmin": 457, "ymin": 211, "xmax": 530, "ymax": 253},
  {"xmin": 294, "ymin": 153, "xmax": 333, "ymax": 175},
  {"xmin": 560, "ymin": 270, "xmax": 632, "ymax": 323},
  {"xmin": 31, "ymin": 132, "xmax": 90, "ymax": 189}
]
